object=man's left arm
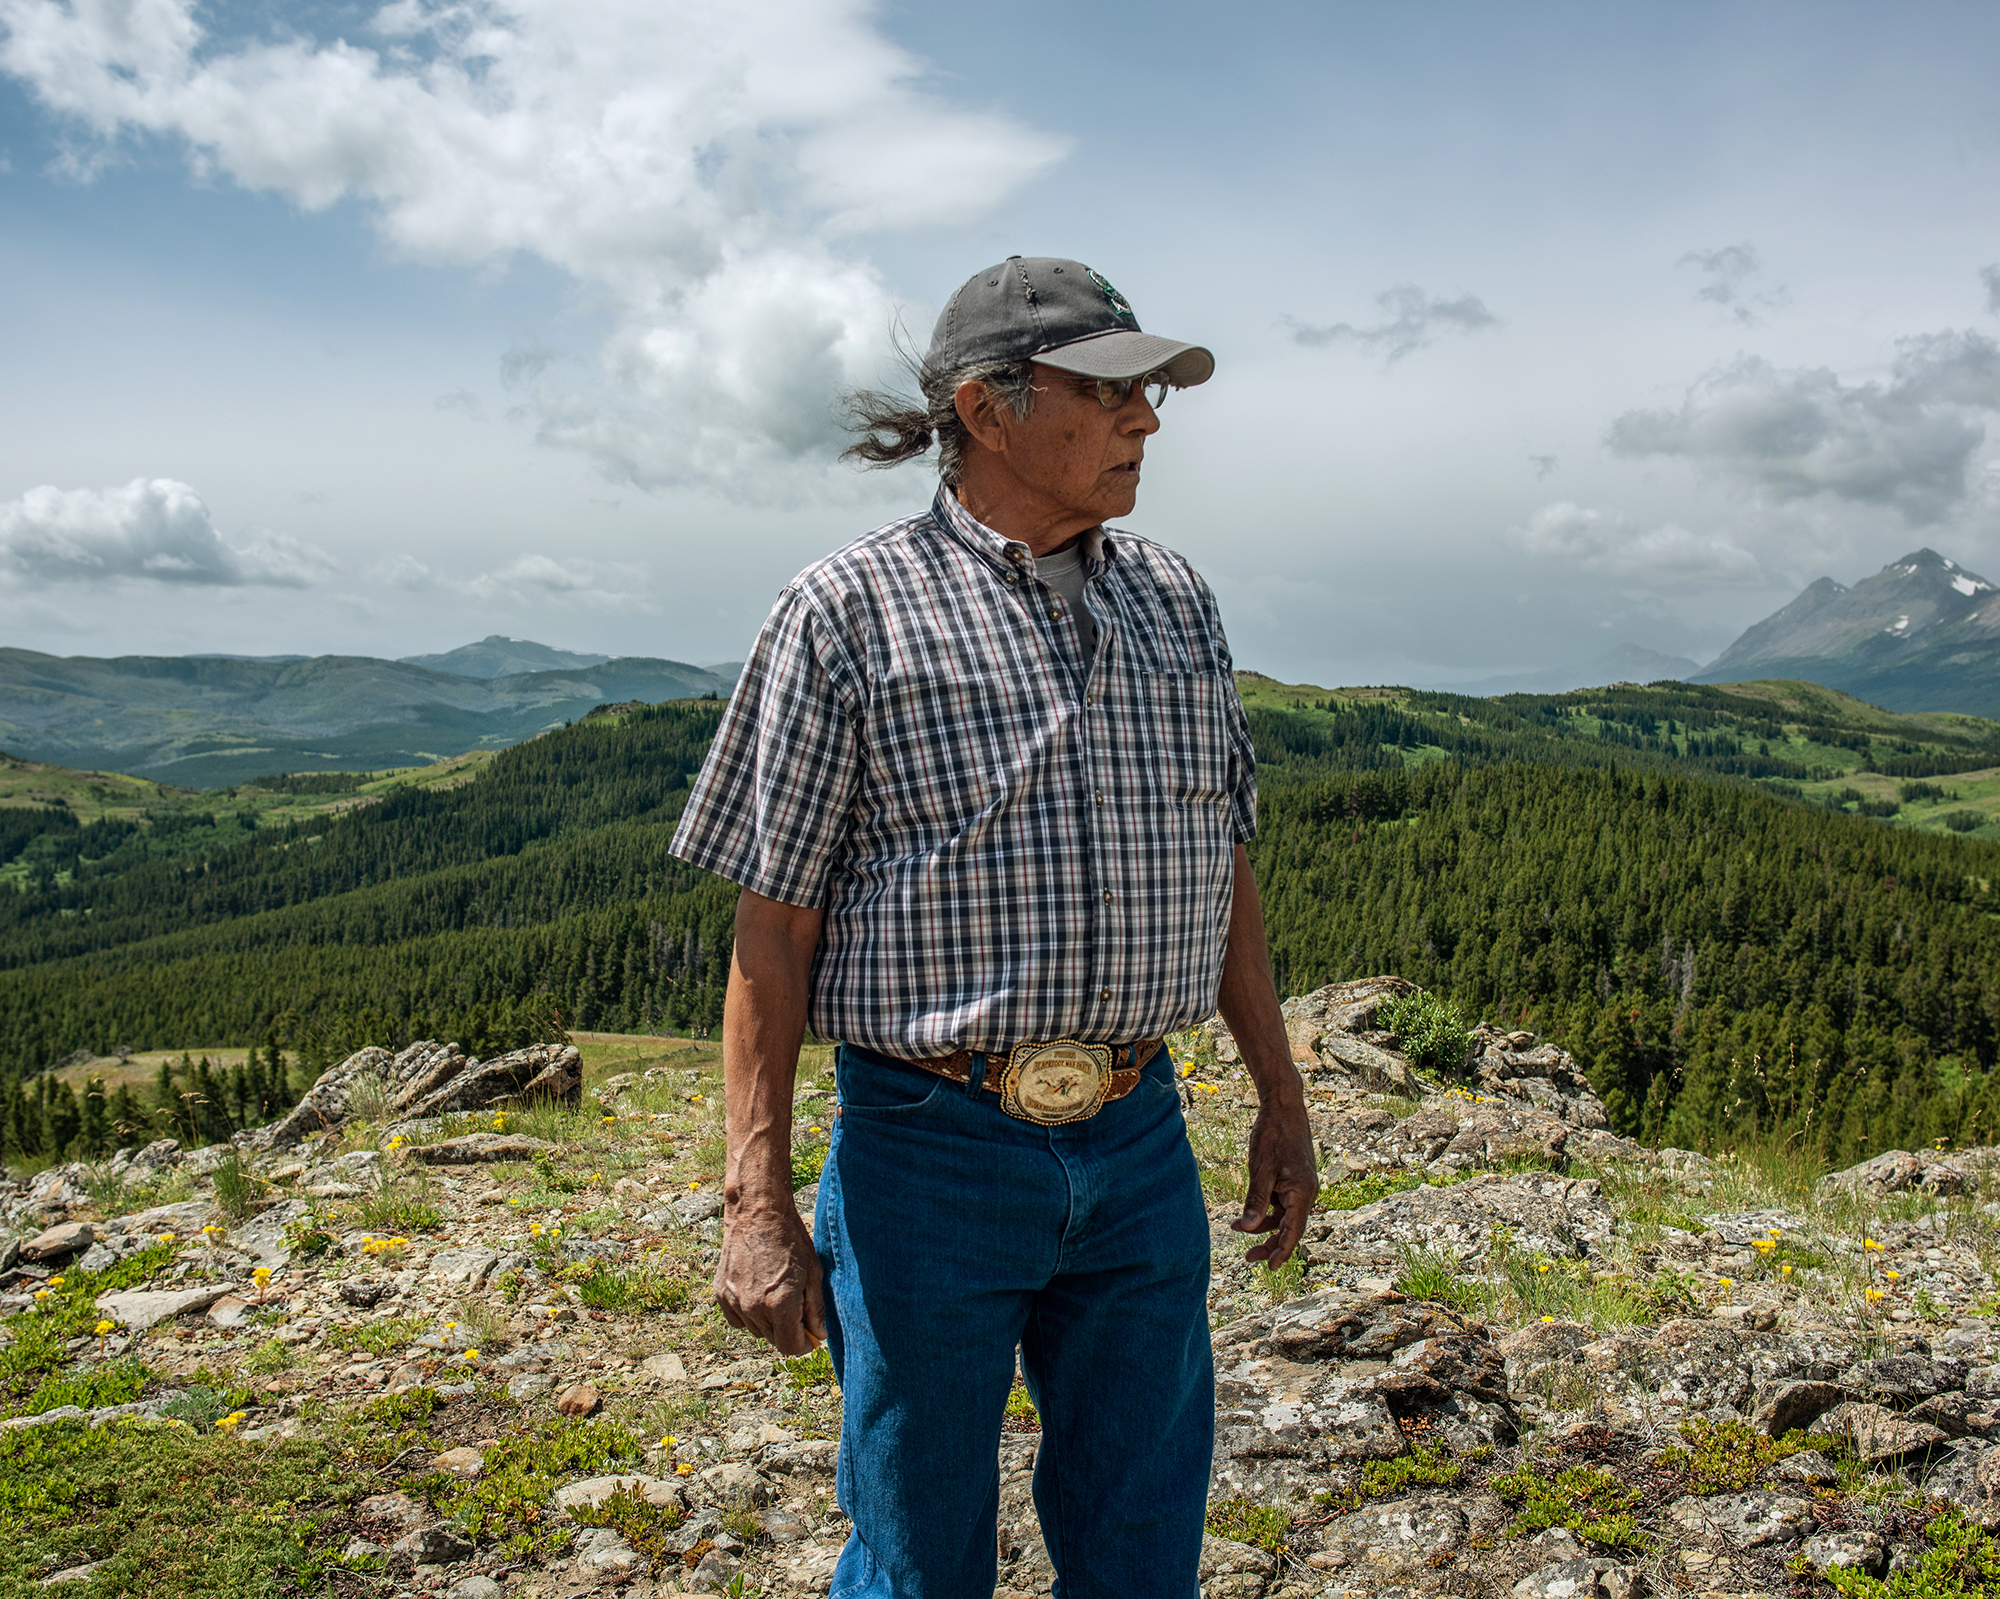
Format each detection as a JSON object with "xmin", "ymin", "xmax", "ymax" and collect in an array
[{"xmin": 1216, "ymin": 843, "xmax": 1319, "ymax": 1264}]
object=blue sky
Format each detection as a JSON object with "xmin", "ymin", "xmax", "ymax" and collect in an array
[{"xmin": 5, "ymin": 0, "xmax": 2000, "ymax": 686}]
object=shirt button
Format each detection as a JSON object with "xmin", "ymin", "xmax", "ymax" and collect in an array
[
  {"xmin": 1050, "ymin": 605, "xmax": 1063, "ymax": 619},
  {"xmin": 1100, "ymin": 987, "xmax": 1112, "ymax": 1001},
  {"xmin": 1102, "ymin": 889, "xmax": 1113, "ymax": 903},
  {"xmin": 1005, "ymin": 574, "xmax": 1017, "ymax": 584},
  {"xmin": 1094, "ymin": 791, "xmax": 1104, "ymax": 805}
]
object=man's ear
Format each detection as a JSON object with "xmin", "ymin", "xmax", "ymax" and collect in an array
[{"xmin": 954, "ymin": 378, "xmax": 1012, "ymax": 457}]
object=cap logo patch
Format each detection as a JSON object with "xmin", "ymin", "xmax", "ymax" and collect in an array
[{"xmin": 1086, "ymin": 268, "xmax": 1137, "ymax": 323}]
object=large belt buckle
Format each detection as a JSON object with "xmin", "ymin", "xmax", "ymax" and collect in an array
[{"xmin": 999, "ymin": 1039, "xmax": 1111, "ymax": 1126}]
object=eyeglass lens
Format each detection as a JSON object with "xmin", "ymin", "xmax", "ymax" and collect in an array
[{"xmin": 1093, "ymin": 373, "xmax": 1171, "ymax": 409}]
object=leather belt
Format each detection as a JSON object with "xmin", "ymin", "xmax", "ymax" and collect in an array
[{"xmin": 896, "ymin": 1037, "xmax": 1164, "ymax": 1116}]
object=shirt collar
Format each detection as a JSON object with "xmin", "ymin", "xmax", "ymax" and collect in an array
[{"xmin": 931, "ymin": 487, "xmax": 1111, "ymax": 575}]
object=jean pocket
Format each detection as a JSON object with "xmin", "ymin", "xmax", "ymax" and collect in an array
[{"xmin": 835, "ymin": 1048, "xmax": 951, "ymax": 1114}]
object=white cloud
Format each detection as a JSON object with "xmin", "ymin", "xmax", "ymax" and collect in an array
[
  {"xmin": 1606, "ymin": 332, "xmax": 2000, "ymax": 524},
  {"xmin": 1284, "ymin": 284, "xmax": 1499, "ymax": 363},
  {"xmin": 1515, "ymin": 501, "xmax": 1762, "ymax": 584},
  {"xmin": 460, "ymin": 552, "xmax": 654, "ymax": 612},
  {"xmin": 0, "ymin": 0, "xmax": 1065, "ymax": 500},
  {"xmin": 0, "ymin": 478, "xmax": 333, "ymax": 586}
]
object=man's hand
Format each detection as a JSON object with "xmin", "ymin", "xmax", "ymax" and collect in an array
[
  {"xmin": 1216, "ymin": 844, "xmax": 1320, "ymax": 1266},
  {"xmin": 714, "ymin": 1203, "xmax": 826, "ymax": 1356},
  {"xmin": 1232, "ymin": 1099, "xmax": 1319, "ymax": 1265},
  {"xmin": 716, "ymin": 888, "xmax": 827, "ymax": 1352}
]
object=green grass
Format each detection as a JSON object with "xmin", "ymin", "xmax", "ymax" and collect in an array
[
  {"xmin": 1205, "ymin": 1495, "xmax": 1291, "ymax": 1555},
  {"xmin": 12, "ymin": 1362, "xmax": 148, "ymax": 1420},
  {"xmin": 782, "ymin": 1348, "xmax": 835, "ymax": 1389},
  {"xmin": 576, "ymin": 1259, "xmax": 694, "ymax": 1314},
  {"xmin": 326, "ymin": 1315, "xmax": 428, "ymax": 1358},
  {"xmin": 1362, "ymin": 1443, "xmax": 1463, "ymax": 1497},
  {"xmin": 1394, "ymin": 1244, "xmax": 1485, "ymax": 1314},
  {"xmin": 1318, "ymin": 1169, "xmax": 1425, "ymax": 1211},
  {"xmin": 210, "ymin": 1153, "xmax": 265, "ymax": 1220},
  {"xmin": 570, "ymin": 1481, "xmax": 685, "ymax": 1565},
  {"xmin": 0, "ymin": 1415, "xmax": 355, "ymax": 1593}
]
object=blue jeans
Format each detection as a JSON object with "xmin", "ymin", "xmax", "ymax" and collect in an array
[{"xmin": 816, "ymin": 1042, "xmax": 1213, "ymax": 1599}]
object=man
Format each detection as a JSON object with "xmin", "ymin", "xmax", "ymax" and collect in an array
[{"xmin": 670, "ymin": 256, "xmax": 1316, "ymax": 1598}]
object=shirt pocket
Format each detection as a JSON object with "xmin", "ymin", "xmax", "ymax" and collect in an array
[{"xmin": 1141, "ymin": 671, "xmax": 1234, "ymax": 810}]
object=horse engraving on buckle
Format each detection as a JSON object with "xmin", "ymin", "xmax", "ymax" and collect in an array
[{"xmin": 998, "ymin": 1039, "xmax": 1111, "ymax": 1126}]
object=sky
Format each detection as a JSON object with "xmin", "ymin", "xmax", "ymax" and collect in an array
[{"xmin": 5, "ymin": 0, "xmax": 2000, "ymax": 687}]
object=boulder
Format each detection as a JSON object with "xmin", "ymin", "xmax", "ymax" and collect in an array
[
  {"xmin": 1751, "ymin": 1379, "xmax": 1845, "ymax": 1435},
  {"xmin": 20, "ymin": 1222, "xmax": 93, "ymax": 1263},
  {"xmin": 1840, "ymin": 1354, "xmax": 1967, "ymax": 1406},
  {"xmin": 94, "ymin": 1283, "xmax": 234, "ymax": 1332},
  {"xmin": 552, "ymin": 1474, "xmax": 682, "ymax": 1512},
  {"xmin": 1819, "ymin": 1401, "xmax": 1947, "ymax": 1464},
  {"xmin": 1666, "ymin": 1491, "xmax": 1813, "ymax": 1547},
  {"xmin": 1818, "ymin": 1149, "xmax": 1965, "ymax": 1197},
  {"xmin": 409, "ymin": 1134, "xmax": 559, "ymax": 1165},
  {"xmin": 1317, "ymin": 1032, "xmax": 1420, "ymax": 1094},
  {"xmin": 1512, "ymin": 1558, "xmax": 1647, "ymax": 1599},
  {"xmin": 1802, "ymin": 1532, "xmax": 1887, "ymax": 1578},
  {"xmin": 402, "ymin": 1044, "xmax": 582, "ymax": 1118},
  {"xmin": 1311, "ymin": 1171, "xmax": 1613, "ymax": 1273}
]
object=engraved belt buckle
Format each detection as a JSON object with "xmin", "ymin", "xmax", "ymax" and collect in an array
[{"xmin": 998, "ymin": 1039, "xmax": 1111, "ymax": 1126}]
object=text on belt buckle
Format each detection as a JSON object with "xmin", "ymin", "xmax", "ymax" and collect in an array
[{"xmin": 999, "ymin": 1039, "xmax": 1111, "ymax": 1125}]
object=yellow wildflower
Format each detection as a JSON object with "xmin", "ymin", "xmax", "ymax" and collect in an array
[
  {"xmin": 1864, "ymin": 1287, "xmax": 1886, "ymax": 1304},
  {"xmin": 1885, "ymin": 1270, "xmax": 1901, "ymax": 1281},
  {"xmin": 1780, "ymin": 1263, "xmax": 1794, "ymax": 1276},
  {"xmin": 1863, "ymin": 1238, "xmax": 1883, "ymax": 1252},
  {"xmin": 1718, "ymin": 1277, "xmax": 1733, "ymax": 1289},
  {"xmin": 94, "ymin": 1320, "xmax": 114, "ymax": 1337},
  {"xmin": 47, "ymin": 1276, "xmax": 63, "ymax": 1290},
  {"xmin": 676, "ymin": 1462, "xmax": 694, "ymax": 1475}
]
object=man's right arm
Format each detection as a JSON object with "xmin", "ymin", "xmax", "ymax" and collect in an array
[{"xmin": 712, "ymin": 887, "xmax": 826, "ymax": 1356}]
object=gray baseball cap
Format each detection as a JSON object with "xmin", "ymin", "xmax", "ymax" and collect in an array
[{"xmin": 928, "ymin": 256, "xmax": 1215, "ymax": 388}]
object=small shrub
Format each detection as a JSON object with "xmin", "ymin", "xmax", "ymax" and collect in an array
[
  {"xmin": 1362, "ymin": 1443, "xmax": 1462, "ymax": 1497},
  {"xmin": 420, "ymin": 1418, "xmax": 647, "ymax": 1550},
  {"xmin": 1826, "ymin": 1510, "xmax": 2000, "ymax": 1599},
  {"xmin": 1377, "ymin": 990, "xmax": 1473, "ymax": 1075},
  {"xmin": 719, "ymin": 1507, "xmax": 763, "ymax": 1542},
  {"xmin": 1942, "ymin": 811, "xmax": 1988, "ymax": 833},
  {"xmin": 1259, "ymin": 1253, "xmax": 1307, "ymax": 1304},
  {"xmin": 283, "ymin": 1211, "xmax": 336, "ymax": 1258},
  {"xmin": 352, "ymin": 1189, "xmax": 445, "ymax": 1234},
  {"xmin": 1659, "ymin": 1418, "xmax": 1831, "ymax": 1496},
  {"xmin": 571, "ymin": 1481, "xmax": 685, "ymax": 1563},
  {"xmin": 1205, "ymin": 1495, "xmax": 1291, "ymax": 1554},
  {"xmin": 243, "ymin": 1339, "xmax": 296, "ymax": 1377},
  {"xmin": 791, "ymin": 1141, "xmax": 827, "ymax": 1192},
  {"xmin": 1004, "ymin": 1384, "xmax": 1037, "ymax": 1428},
  {"xmin": 13, "ymin": 1361, "xmax": 148, "ymax": 1420},
  {"xmin": 327, "ymin": 1315, "xmax": 428, "ymax": 1358},
  {"xmin": 158, "ymin": 1383, "xmax": 254, "ymax": 1427},
  {"xmin": 1490, "ymin": 1461, "xmax": 1646, "ymax": 1549}
]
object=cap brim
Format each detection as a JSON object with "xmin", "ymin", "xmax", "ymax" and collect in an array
[{"xmin": 1033, "ymin": 330, "xmax": 1215, "ymax": 387}]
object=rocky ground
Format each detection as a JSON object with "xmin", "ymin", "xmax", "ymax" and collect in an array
[{"xmin": 4, "ymin": 989, "xmax": 2000, "ymax": 1597}]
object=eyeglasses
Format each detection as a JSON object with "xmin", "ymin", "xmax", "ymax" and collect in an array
[{"xmin": 1077, "ymin": 371, "xmax": 1173, "ymax": 409}]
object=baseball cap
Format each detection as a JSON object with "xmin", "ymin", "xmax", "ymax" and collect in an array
[{"xmin": 928, "ymin": 256, "xmax": 1215, "ymax": 389}]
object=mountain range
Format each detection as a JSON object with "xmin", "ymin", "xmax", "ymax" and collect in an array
[
  {"xmin": 1696, "ymin": 548, "xmax": 2000, "ymax": 715},
  {"xmin": 0, "ymin": 647, "xmax": 737, "ymax": 789}
]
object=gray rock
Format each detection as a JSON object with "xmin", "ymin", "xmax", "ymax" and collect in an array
[
  {"xmin": 583, "ymin": 1541, "xmax": 647, "ymax": 1577},
  {"xmin": 673, "ymin": 1190, "xmax": 725, "ymax": 1226},
  {"xmin": 1317, "ymin": 1032, "xmax": 1421, "ymax": 1094},
  {"xmin": 402, "ymin": 1043, "xmax": 582, "ymax": 1119},
  {"xmin": 1752, "ymin": 1379, "xmax": 1845, "ymax": 1435},
  {"xmin": 228, "ymin": 1200, "xmax": 306, "ymax": 1269},
  {"xmin": 1820, "ymin": 1401, "xmax": 1948, "ymax": 1463},
  {"xmin": 1, "ymin": 1406, "xmax": 84, "ymax": 1431},
  {"xmin": 128, "ymin": 1140, "xmax": 181, "ymax": 1173},
  {"xmin": 1910, "ymin": 1391, "xmax": 1998, "ymax": 1438},
  {"xmin": 505, "ymin": 1373, "xmax": 553, "ymax": 1402},
  {"xmin": 1841, "ymin": 1354, "xmax": 1967, "ymax": 1404},
  {"xmin": 1819, "ymin": 1148, "xmax": 1966, "ymax": 1197},
  {"xmin": 1919, "ymin": 1440, "xmax": 2000, "ymax": 1526},
  {"xmin": 430, "ymin": 1250, "xmax": 499, "ymax": 1287},
  {"xmin": 552, "ymin": 1474, "xmax": 679, "ymax": 1512},
  {"xmin": 94, "ymin": 1283, "xmax": 234, "ymax": 1332},
  {"xmin": 1513, "ymin": 1557, "xmax": 1647, "ymax": 1599},
  {"xmin": 1321, "ymin": 1497, "xmax": 1470, "ymax": 1570},
  {"xmin": 447, "ymin": 1578, "xmax": 502, "ymax": 1599},
  {"xmin": 340, "ymin": 1536, "xmax": 382, "ymax": 1562},
  {"xmin": 38, "ymin": 1561, "xmax": 108, "ymax": 1586},
  {"xmin": 392, "ymin": 1525, "xmax": 473, "ymax": 1564},
  {"xmin": 1666, "ymin": 1491, "xmax": 1813, "ymax": 1548},
  {"xmin": 1802, "ymin": 1532, "xmax": 1887, "ymax": 1578},
  {"xmin": 640, "ymin": 1350, "xmax": 688, "ymax": 1382},
  {"xmin": 1768, "ymin": 1448, "xmax": 1839, "ymax": 1485},
  {"xmin": 1196, "ymin": 1532, "xmax": 1276, "ymax": 1599},
  {"xmin": 409, "ymin": 1134, "xmax": 560, "ymax": 1164},
  {"xmin": 701, "ymin": 1461, "xmax": 772, "ymax": 1507},
  {"xmin": 20, "ymin": 1222, "xmax": 93, "ymax": 1263},
  {"xmin": 1314, "ymin": 1172, "xmax": 1613, "ymax": 1274}
]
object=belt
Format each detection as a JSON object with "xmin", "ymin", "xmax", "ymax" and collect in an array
[{"xmin": 889, "ymin": 1037, "xmax": 1164, "ymax": 1125}]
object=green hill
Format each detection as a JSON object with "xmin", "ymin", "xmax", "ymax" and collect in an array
[{"xmin": 4, "ymin": 675, "xmax": 2000, "ymax": 1165}]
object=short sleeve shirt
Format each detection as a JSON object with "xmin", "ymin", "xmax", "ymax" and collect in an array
[{"xmin": 669, "ymin": 487, "xmax": 1258, "ymax": 1057}]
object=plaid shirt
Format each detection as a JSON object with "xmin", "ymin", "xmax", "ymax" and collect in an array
[{"xmin": 670, "ymin": 488, "xmax": 1257, "ymax": 1057}]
